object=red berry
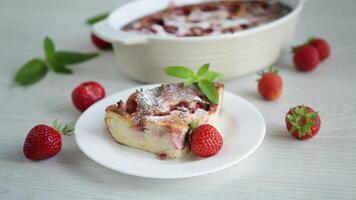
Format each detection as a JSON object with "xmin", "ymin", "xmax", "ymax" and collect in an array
[
  {"xmin": 310, "ymin": 38, "xmax": 331, "ymax": 61},
  {"xmin": 23, "ymin": 125, "xmax": 62, "ymax": 161},
  {"xmin": 293, "ymin": 45, "xmax": 320, "ymax": 72},
  {"xmin": 191, "ymin": 124, "xmax": 223, "ymax": 157},
  {"xmin": 257, "ymin": 67, "xmax": 283, "ymax": 101},
  {"xmin": 72, "ymin": 81, "xmax": 105, "ymax": 112},
  {"xmin": 91, "ymin": 33, "xmax": 112, "ymax": 50},
  {"xmin": 285, "ymin": 105, "xmax": 321, "ymax": 140}
]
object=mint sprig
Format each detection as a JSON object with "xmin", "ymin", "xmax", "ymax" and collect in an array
[
  {"xmin": 86, "ymin": 12, "xmax": 109, "ymax": 25},
  {"xmin": 15, "ymin": 59, "xmax": 48, "ymax": 86},
  {"xmin": 14, "ymin": 36, "xmax": 99, "ymax": 86},
  {"xmin": 164, "ymin": 63, "xmax": 224, "ymax": 104},
  {"xmin": 44, "ymin": 37, "xmax": 73, "ymax": 74}
]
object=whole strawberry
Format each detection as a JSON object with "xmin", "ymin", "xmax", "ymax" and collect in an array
[
  {"xmin": 23, "ymin": 121, "xmax": 73, "ymax": 161},
  {"xmin": 309, "ymin": 37, "xmax": 331, "ymax": 61},
  {"xmin": 191, "ymin": 124, "xmax": 223, "ymax": 157},
  {"xmin": 72, "ymin": 81, "xmax": 106, "ymax": 112},
  {"xmin": 293, "ymin": 45, "xmax": 320, "ymax": 72},
  {"xmin": 285, "ymin": 105, "xmax": 321, "ymax": 140},
  {"xmin": 91, "ymin": 33, "xmax": 112, "ymax": 50},
  {"xmin": 257, "ymin": 67, "xmax": 283, "ymax": 101}
]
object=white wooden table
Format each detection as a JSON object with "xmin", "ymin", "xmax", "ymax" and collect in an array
[{"xmin": 1, "ymin": 0, "xmax": 355, "ymax": 199}]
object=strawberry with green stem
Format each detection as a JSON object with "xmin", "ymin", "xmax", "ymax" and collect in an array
[
  {"xmin": 257, "ymin": 66, "xmax": 283, "ymax": 101},
  {"xmin": 23, "ymin": 120, "xmax": 74, "ymax": 161},
  {"xmin": 189, "ymin": 123, "xmax": 223, "ymax": 157},
  {"xmin": 285, "ymin": 105, "xmax": 321, "ymax": 140},
  {"xmin": 164, "ymin": 63, "xmax": 224, "ymax": 104}
]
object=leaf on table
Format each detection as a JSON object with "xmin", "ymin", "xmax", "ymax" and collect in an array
[
  {"xmin": 48, "ymin": 59, "xmax": 73, "ymax": 74},
  {"xmin": 55, "ymin": 51, "xmax": 99, "ymax": 65},
  {"xmin": 86, "ymin": 12, "xmax": 109, "ymax": 25},
  {"xmin": 15, "ymin": 58, "xmax": 48, "ymax": 86},
  {"xmin": 44, "ymin": 36, "xmax": 56, "ymax": 61}
]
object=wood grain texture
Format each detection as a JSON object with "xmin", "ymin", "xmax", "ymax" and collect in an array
[{"xmin": 0, "ymin": 0, "xmax": 356, "ymax": 199}]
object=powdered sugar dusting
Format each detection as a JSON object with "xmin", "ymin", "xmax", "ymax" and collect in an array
[
  {"xmin": 131, "ymin": 83, "xmax": 207, "ymax": 124},
  {"xmin": 122, "ymin": 1, "xmax": 291, "ymax": 37}
]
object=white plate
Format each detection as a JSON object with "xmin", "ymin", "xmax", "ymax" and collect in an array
[{"xmin": 75, "ymin": 84, "xmax": 266, "ymax": 179}]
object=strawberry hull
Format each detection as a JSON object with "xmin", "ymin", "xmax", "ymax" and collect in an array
[{"xmin": 285, "ymin": 106, "xmax": 321, "ymax": 140}]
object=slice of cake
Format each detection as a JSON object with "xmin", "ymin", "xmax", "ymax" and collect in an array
[{"xmin": 104, "ymin": 83, "xmax": 224, "ymax": 159}]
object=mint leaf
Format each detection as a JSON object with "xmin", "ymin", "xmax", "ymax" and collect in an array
[
  {"xmin": 86, "ymin": 12, "xmax": 109, "ymax": 25},
  {"xmin": 204, "ymin": 71, "xmax": 224, "ymax": 82},
  {"xmin": 44, "ymin": 36, "xmax": 55, "ymax": 61},
  {"xmin": 15, "ymin": 59, "xmax": 48, "ymax": 86},
  {"xmin": 164, "ymin": 66, "xmax": 194, "ymax": 79},
  {"xmin": 198, "ymin": 79, "xmax": 219, "ymax": 104},
  {"xmin": 164, "ymin": 64, "xmax": 223, "ymax": 103},
  {"xmin": 15, "ymin": 36, "xmax": 101, "ymax": 87},
  {"xmin": 55, "ymin": 51, "xmax": 99, "ymax": 65},
  {"xmin": 184, "ymin": 76, "xmax": 194, "ymax": 86},
  {"xmin": 197, "ymin": 63, "xmax": 210, "ymax": 78},
  {"xmin": 49, "ymin": 59, "xmax": 73, "ymax": 74},
  {"xmin": 43, "ymin": 37, "xmax": 73, "ymax": 74}
]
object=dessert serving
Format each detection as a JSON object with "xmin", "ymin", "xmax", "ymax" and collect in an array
[
  {"xmin": 122, "ymin": 0, "xmax": 291, "ymax": 37},
  {"xmin": 104, "ymin": 64, "xmax": 224, "ymax": 159}
]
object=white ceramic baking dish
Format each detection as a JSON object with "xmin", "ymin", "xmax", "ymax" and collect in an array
[{"xmin": 94, "ymin": 0, "xmax": 304, "ymax": 83}]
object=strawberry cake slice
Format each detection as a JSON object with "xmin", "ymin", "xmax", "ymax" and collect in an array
[{"xmin": 105, "ymin": 83, "xmax": 224, "ymax": 159}]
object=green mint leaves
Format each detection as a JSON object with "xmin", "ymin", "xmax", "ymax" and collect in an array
[
  {"xmin": 164, "ymin": 63, "xmax": 224, "ymax": 104},
  {"xmin": 164, "ymin": 67, "xmax": 194, "ymax": 79},
  {"xmin": 55, "ymin": 51, "xmax": 99, "ymax": 65},
  {"xmin": 14, "ymin": 36, "xmax": 99, "ymax": 86},
  {"xmin": 86, "ymin": 12, "xmax": 109, "ymax": 25},
  {"xmin": 15, "ymin": 59, "xmax": 48, "ymax": 86},
  {"xmin": 44, "ymin": 37, "xmax": 72, "ymax": 74}
]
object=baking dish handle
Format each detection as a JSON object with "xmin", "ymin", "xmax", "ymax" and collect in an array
[{"xmin": 93, "ymin": 21, "xmax": 148, "ymax": 45}]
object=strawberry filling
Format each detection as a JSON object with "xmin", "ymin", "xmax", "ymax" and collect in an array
[
  {"xmin": 132, "ymin": 124, "xmax": 145, "ymax": 132},
  {"xmin": 126, "ymin": 97, "xmax": 137, "ymax": 114},
  {"xmin": 122, "ymin": 1, "xmax": 291, "ymax": 37},
  {"xmin": 168, "ymin": 127, "xmax": 187, "ymax": 149},
  {"xmin": 110, "ymin": 84, "xmax": 221, "ymax": 133},
  {"xmin": 116, "ymin": 100, "xmax": 126, "ymax": 113},
  {"xmin": 158, "ymin": 153, "xmax": 167, "ymax": 160}
]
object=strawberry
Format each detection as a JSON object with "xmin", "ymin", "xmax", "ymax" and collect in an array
[
  {"xmin": 91, "ymin": 33, "xmax": 112, "ymax": 50},
  {"xmin": 23, "ymin": 121, "xmax": 73, "ymax": 161},
  {"xmin": 309, "ymin": 38, "xmax": 331, "ymax": 61},
  {"xmin": 285, "ymin": 105, "xmax": 321, "ymax": 140},
  {"xmin": 190, "ymin": 124, "xmax": 223, "ymax": 157},
  {"xmin": 257, "ymin": 67, "xmax": 283, "ymax": 101},
  {"xmin": 72, "ymin": 81, "xmax": 105, "ymax": 112},
  {"xmin": 293, "ymin": 45, "xmax": 320, "ymax": 72}
]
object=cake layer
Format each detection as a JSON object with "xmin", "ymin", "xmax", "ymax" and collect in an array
[{"xmin": 105, "ymin": 111, "xmax": 189, "ymax": 159}]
